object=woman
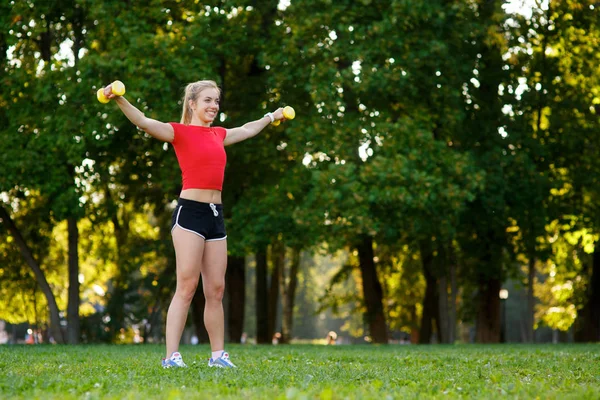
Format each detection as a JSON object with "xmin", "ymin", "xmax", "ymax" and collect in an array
[{"xmin": 101, "ymin": 80, "xmax": 286, "ymax": 368}]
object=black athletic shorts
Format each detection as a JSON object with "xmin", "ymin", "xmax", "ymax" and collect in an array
[{"xmin": 171, "ymin": 197, "xmax": 227, "ymax": 241}]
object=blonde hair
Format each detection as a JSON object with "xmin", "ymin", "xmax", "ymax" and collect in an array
[{"xmin": 180, "ymin": 80, "xmax": 221, "ymax": 125}]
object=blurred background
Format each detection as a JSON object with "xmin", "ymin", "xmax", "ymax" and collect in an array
[{"xmin": 1, "ymin": 0, "xmax": 599, "ymax": 346}]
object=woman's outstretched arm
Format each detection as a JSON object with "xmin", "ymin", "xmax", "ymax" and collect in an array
[
  {"xmin": 224, "ymin": 107, "xmax": 284, "ymax": 146},
  {"xmin": 103, "ymin": 84, "xmax": 174, "ymax": 143}
]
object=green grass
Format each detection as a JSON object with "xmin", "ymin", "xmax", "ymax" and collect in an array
[{"xmin": 1, "ymin": 344, "xmax": 599, "ymax": 399}]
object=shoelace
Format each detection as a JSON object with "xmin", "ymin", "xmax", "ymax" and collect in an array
[{"xmin": 171, "ymin": 353, "xmax": 186, "ymax": 365}]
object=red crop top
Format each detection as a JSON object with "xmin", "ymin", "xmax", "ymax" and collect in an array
[{"xmin": 169, "ymin": 123, "xmax": 227, "ymax": 191}]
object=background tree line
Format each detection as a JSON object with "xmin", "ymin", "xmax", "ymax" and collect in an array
[{"xmin": 1, "ymin": 0, "xmax": 599, "ymax": 345}]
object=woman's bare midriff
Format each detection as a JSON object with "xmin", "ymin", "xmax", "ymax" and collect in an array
[{"xmin": 180, "ymin": 188, "xmax": 222, "ymax": 204}]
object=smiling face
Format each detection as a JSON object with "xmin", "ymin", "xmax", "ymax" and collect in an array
[{"xmin": 190, "ymin": 88, "xmax": 220, "ymax": 126}]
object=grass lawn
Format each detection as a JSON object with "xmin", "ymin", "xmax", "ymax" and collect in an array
[{"xmin": 1, "ymin": 344, "xmax": 599, "ymax": 399}]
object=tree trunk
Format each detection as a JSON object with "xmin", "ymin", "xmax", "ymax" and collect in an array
[
  {"xmin": 191, "ymin": 277, "xmax": 209, "ymax": 343},
  {"xmin": 33, "ymin": 285, "xmax": 39, "ymax": 336},
  {"xmin": 448, "ymin": 250, "xmax": 458, "ymax": 344},
  {"xmin": 525, "ymin": 256, "xmax": 536, "ymax": 343},
  {"xmin": 255, "ymin": 249, "xmax": 270, "ymax": 344},
  {"xmin": 0, "ymin": 204, "xmax": 65, "ymax": 343},
  {"xmin": 67, "ymin": 216, "xmax": 80, "ymax": 344},
  {"xmin": 106, "ymin": 200, "xmax": 128, "ymax": 341},
  {"xmin": 475, "ymin": 277, "xmax": 501, "ymax": 343},
  {"xmin": 268, "ymin": 242, "xmax": 283, "ymax": 341},
  {"xmin": 472, "ymin": 221, "xmax": 504, "ymax": 343},
  {"xmin": 559, "ymin": 329, "xmax": 569, "ymax": 343},
  {"xmin": 436, "ymin": 242, "xmax": 450, "ymax": 343},
  {"xmin": 356, "ymin": 235, "xmax": 388, "ymax": 344},
  {"xmin": 226, "ymin": 255, "xmax": 245, "ymax": 344},
  {"xmin": 419, "ymin": 241, "xmax": 439, "ymax": 344},
  {"xmin": 410, "ymin": 305, "xmax": 420, "ymax": 344},
  {"xmin": 574, "ymin": 244, "xmax": 600, "ymax": 342},
  {"xmin": 65, "ymin": 7, "xmax": 87, "ymax": 345},
  {"xmin": 437, "ymin": 275, "xmax": 450, "ymax": 343},
  {"xmin": 280, "ymin": 248, "xmax": 301, "ymax": 344}
]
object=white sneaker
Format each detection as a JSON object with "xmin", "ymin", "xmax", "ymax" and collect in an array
[
  {"xmin": 208, "ymin": 351, "xmax": 237, "ymax": 368},
  {"xmin": 162, "ymin": 351, "xmax": 187, "ymax": 368}
]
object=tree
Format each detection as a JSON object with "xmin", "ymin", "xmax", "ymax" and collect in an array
[{"xmin": 0, "ymin": 203, "xmax": 65, "ymax": 343}]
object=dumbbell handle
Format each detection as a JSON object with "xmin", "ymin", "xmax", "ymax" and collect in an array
[
  {"xmin": 271, "ymin": 106, "xmax": 295, "ymax": 126},
  {"xmin": 97, "ymin": 80, "xmax": 126, "ymax": 103}
]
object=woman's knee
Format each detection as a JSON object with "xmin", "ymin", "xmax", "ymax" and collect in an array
[
  {"xmin": 204, "ymin": 281, "xmax": 225, "ymax": 302},
  {"xmin": 175, "ymin": 278, "xmax": 199, "ymax": 303}
]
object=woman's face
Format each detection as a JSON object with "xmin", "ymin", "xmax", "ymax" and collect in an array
[{"xmin": 191, "ymin": 88, "xmax": 220, "ymax": 125}]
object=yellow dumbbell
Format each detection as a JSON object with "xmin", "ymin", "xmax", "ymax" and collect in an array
[
  {"xmin": 272, "ymin": 106, "xmax": 295, "ymax": 126},
  {"xmin": 96, "ymin": 80, "xmax": 126, "ymax": 103},
  {"xmin": 97, "ymin": 88, "xmax": 110, "ymax": 103}
]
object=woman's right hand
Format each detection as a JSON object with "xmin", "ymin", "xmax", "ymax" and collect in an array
[
  {"xmin": 272, "ymin": 107, "xmax": 285, "ymax": 121},
  {"xmin": 103, "ymin": 84, "xmax": 118, "ymax": 100}
]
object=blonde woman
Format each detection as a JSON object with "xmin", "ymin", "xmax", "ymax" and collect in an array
[{"xmin": 101, "ymin": 80, "xmax": 286, "ymax": 368}]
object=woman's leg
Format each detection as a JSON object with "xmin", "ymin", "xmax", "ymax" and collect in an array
[
  {"xmin": 201, "ymin": 239, "xmax": 228, "ymax": 352},
  {"xmin": 166, "ymin": 227, "xmax": 205, "ymax": 358}
]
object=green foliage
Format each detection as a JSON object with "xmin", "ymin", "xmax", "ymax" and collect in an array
[
  {"xmin": 0, "ymin": 194, "xmax": 63, "ymax": 324},
  {"xmin": 533, "ymin": 220, "xmax": 596, "ymax": 332},
  {"xmin": 273, "ymin": 0, "xmax": 484, "ymax": 248},
  {"xmin": 502, "ymin": 0, "xmax": 600, "ymax": 334},
  {"xmin": 2, "ymin": 0, "xmax": 600, "ymax": 343},
  {"xmin": 377, "ymin": 244, "xmax": 425, "ymax": 335}
]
